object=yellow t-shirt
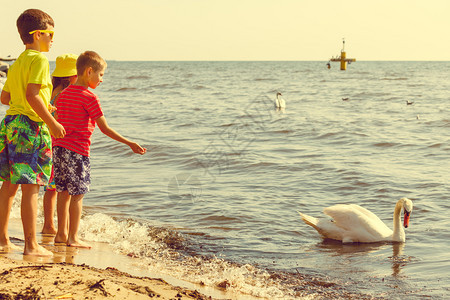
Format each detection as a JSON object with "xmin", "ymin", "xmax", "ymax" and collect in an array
[{"xmin": 3, "ymin": 49, "xmax": 52, "ymax": 122}]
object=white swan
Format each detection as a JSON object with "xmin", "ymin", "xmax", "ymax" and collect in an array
[
  {"xmin": 298, "ymin": 198, "xmax": 413, "ymax": 243},
  {"xmin": 275, "ymin": 92, "xmax": 286, "ymax": 108}
]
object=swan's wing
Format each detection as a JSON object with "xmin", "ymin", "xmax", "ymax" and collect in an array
[
  {"xmin": 324, "ymin": 204, "xmax": 392, "ymax": 242},
  {"xmin": 347, "ymin": 204, "xmax": 384, "ymax": 222},
  {"xmin": 323, "ymin": 205, "xmax": 358, "ymax": 229},
  {"xmin": 298, "ymin": 211, "xmax": 345, "ymax": 241}
]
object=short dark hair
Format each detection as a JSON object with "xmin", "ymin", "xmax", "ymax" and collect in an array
[
  {"xmin": 76, "ymin": 51, "xmax": 107, "ymax": 76},
  {"xmin": 52, "ymin": 77, "xmax": 72, "ymax": 92},
  {"xmin": 17, "ymin": 9, "xmax": 54, "ymax": 45}
]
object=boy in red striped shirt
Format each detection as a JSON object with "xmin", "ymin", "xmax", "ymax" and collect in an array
[{"xmin": 53, "ymin": 51, "xmax": 146, "ymax": 248}]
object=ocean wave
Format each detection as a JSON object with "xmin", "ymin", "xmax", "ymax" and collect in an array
[
  {"xmin": 267, "ymin": 129, "xmax": 295, "ymax": 135},
  {"xmin": 380, "ymin": 77, "xmax": 408, "ymax": 81},
  {"xmin": 175, "ymin": 122, "xmax": 196, "ymax": 128},
  {"xmin": 372, "ymin": 142, "xmax": 398, "ymax": 148},
  {"xmin": 199, "ymin": 215, "xmax": 241, "ymax": 222},
  {"xmin": 116, "ymin": 87, "xmax": 138, "ymax": 92},
  {"xmin": 78, "ymin": 213, "xmax": 371, "ymax": 299},
  {"xmin": 254, "ymin": 78, "xmax": 275, "ymax": 81},
  {"xmin": 149, "ymin": 83, "xmax": 181, "ymax": 89},
  {"xmin": 78, "ymin": 213, "xmax": 289, "ymax": 298},
  {"xmin": 126, "ymin": 75, "xmax": 151, "ymax": 80},
  {"xmin": 316, "ymin": 131, "xmax": 346, "ymax": 140},
  {"xmin": 428, "ymin": 143, "xmax": 443, "ymax": 148}
]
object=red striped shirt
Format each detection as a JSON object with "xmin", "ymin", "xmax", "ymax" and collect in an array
[{"xmin": 53, "ymin": 85, "xmax": 103, "ymax": 157}]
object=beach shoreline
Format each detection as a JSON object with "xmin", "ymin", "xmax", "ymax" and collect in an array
[
  {"xmin": 0, "ymin": 255, "xmax": 211, "ymax": 299},
  {"xmin": 0, "ymin": 218, "xmax": 253, "ymax": 300}
]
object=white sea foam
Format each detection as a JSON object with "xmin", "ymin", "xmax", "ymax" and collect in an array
[
  {"xmin": 79, "ymin": 213, "xmax": 297, "ymax": 299},
  {"xmin": 7, "ymin": 196, "xmax": 333, "ymax": 298}
]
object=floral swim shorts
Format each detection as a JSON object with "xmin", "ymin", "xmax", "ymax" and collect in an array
[
  {"xmin": 53, "ymin": 146, "xmax": 91, "ymax": 195},
  {"xmin": 0, "ymin": 114, "xmax": 52, "ymax": 185},
  {"xmin": 44, "ymin": 170, "xmax": 56, "ymax": 191}
]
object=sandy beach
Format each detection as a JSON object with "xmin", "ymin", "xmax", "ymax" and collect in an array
[
  {"xmin": 0, "ymin": 217, "xmax": 378, "ymax": 300},
  {"xmin": 0, "ymin": 255, "xmax": 209, "ymax": 299},
  {"xmin": 0, "ymin": 219, "xmax": 221, "ymax": 300}
]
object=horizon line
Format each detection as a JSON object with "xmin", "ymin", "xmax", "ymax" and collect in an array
[{"xmin": 98, "ymin": 59, "xmax": 450, "ymax": 62}]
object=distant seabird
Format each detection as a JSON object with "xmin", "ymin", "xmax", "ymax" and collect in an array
[
  {"xmin": 342, "ymin": 97, "xmax": 349, "ymax": 101},
  {"xmin": 275, "ymin": 92, "xmax": 286, "ymax": 108},
  {"xmin": 406, "ymin": 100, "xmax": 414, "ymax": 105}
]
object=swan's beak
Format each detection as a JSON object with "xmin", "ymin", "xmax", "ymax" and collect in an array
[{"xmin": 403, "ymin": 211, "xmax": 411, "ymax": 228}]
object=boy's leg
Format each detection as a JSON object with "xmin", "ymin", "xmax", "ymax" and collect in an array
[
  {"xmin": 42, "ymin": 190, "xmax": 57, "ymax": 235},
  {"xmin": 55, "ymin": 190, "xmax": 71, "ymax": 244},
  {"xmin": 21, "ymin": 184, "xmax": 52, "ymax": 256},
  {"xmin": 0, "ymin": 181, "xmax": 20, "ymax": 249},
  {"xmin": 67, "ymin": 194, "xmax": 91, "ymax": 248},
  {"xmin": 53, "ymin": 146, "xmax": 91, "ymax": 248}
]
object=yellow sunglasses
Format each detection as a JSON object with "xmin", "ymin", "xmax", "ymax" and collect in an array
[{"xmin": 29, "ymin": 29, "xmax": 54, "ymax": 40}]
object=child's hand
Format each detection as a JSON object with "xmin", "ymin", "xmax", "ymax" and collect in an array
[
  {"xmin": 50, "ymin": 122, "xmax": 66, "ymax": 139},
  {"xmin": 129, "ymin": 142, "xmax": 147, "ymax": 155},
  {"xmin": 48, "ymin": 104, "xmax": 57, "ymax": 114}
]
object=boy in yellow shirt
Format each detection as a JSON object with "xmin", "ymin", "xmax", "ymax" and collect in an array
[{"xmin": 0, "ymin": 9, "xmax": 65, "ymax": 256}]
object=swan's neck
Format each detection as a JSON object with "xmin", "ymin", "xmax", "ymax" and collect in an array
[{"xmin": 392, "ymin": 200, "xmax": 405, "ymax": 242}]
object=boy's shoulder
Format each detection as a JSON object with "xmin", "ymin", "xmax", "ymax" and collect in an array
[
  {"xmin": 17, "ymin": 49, "xmax": 48, "ymax": 63},
  {"xmin": 7, "ymin": 50, "xmax": 49, "ymax": 83},
  {"xmin": 11, "ymin": 50, "xmax": 48, "ymax": 74},
  {"xmin": 61, "ymin": 85, "xmax": 99, "ymax": 100}
]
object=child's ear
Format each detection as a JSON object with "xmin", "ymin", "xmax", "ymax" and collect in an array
[
  {"xmin": 86, "ymin": 67, "xmax": 93, "ymax": 76},
  {"xmin": 36, "ymin": 31, "xmax": 45, "ymax": 41},
  {"xmin": 30, "ymin": 31, "xmax": 39, "ymax": 42}
]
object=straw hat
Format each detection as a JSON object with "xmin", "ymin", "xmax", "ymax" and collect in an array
[{"xmin": 52, "ymin": 53, "xmax": 78, "ymax": 77}]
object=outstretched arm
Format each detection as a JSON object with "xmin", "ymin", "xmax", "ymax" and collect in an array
[{"xmin": 95, "ymin": 116, "xmax": 147, "ymax": 155}]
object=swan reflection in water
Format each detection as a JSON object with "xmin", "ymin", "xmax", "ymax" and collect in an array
[
  {"xmin": 310, "ymin": 239, "xmax": 411, "ymax": 278},
  {"xmin": 390, "ymin": 242, "xmax": 413, "ymax": 277}
]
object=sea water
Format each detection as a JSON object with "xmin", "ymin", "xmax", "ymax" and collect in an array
[{"xmin": 3, "ymin": 61, "xmax": 449, "ymax": 299}]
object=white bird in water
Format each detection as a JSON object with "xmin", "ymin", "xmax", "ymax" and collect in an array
[
  {"xmin": 275, "ymin": 92, "xmax": 286, "ymax": 109},
  {"xmin": 406, "ymin": 100, "xmax": 414, "ymax": 105},
  {"xmin": 298, "ymin": 198, "xmax": 413, "ymax": 243}
]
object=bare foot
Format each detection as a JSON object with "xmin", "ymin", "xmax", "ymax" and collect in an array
[
  {"xmin": 67, "ymin": 238, "xmax": 91, "ymax": 249},
  {"xmin": 54, "ymin": 233, "xmax": 67, "ymax": 245},
  {"xmin": 0, "ymin": 242, "xmax": 23, "ymax": 252},
  {"xmin": 41, "ymin": 226, "xmax": 57, "ymax": 236},
  {"xmin": 24, "ymin": 244, "xmax": 53, "ymax": 256}
]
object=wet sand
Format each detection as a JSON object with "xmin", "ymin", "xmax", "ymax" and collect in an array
[
  {"xmin": 1, "ymin": 218, "xmax": 382, "ymax": 299},
  {"xmin": 0, "ymin": 218, "xmax": 244, "ymax": 300},
  {"xmin": 0, "ymin": 255, "xmax": 209, "ymax": 299}
]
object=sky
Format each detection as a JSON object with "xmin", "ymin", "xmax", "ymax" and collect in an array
[{"xmin": 1, "ymin": 0, "xmax": 449, "ymax": 61}]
